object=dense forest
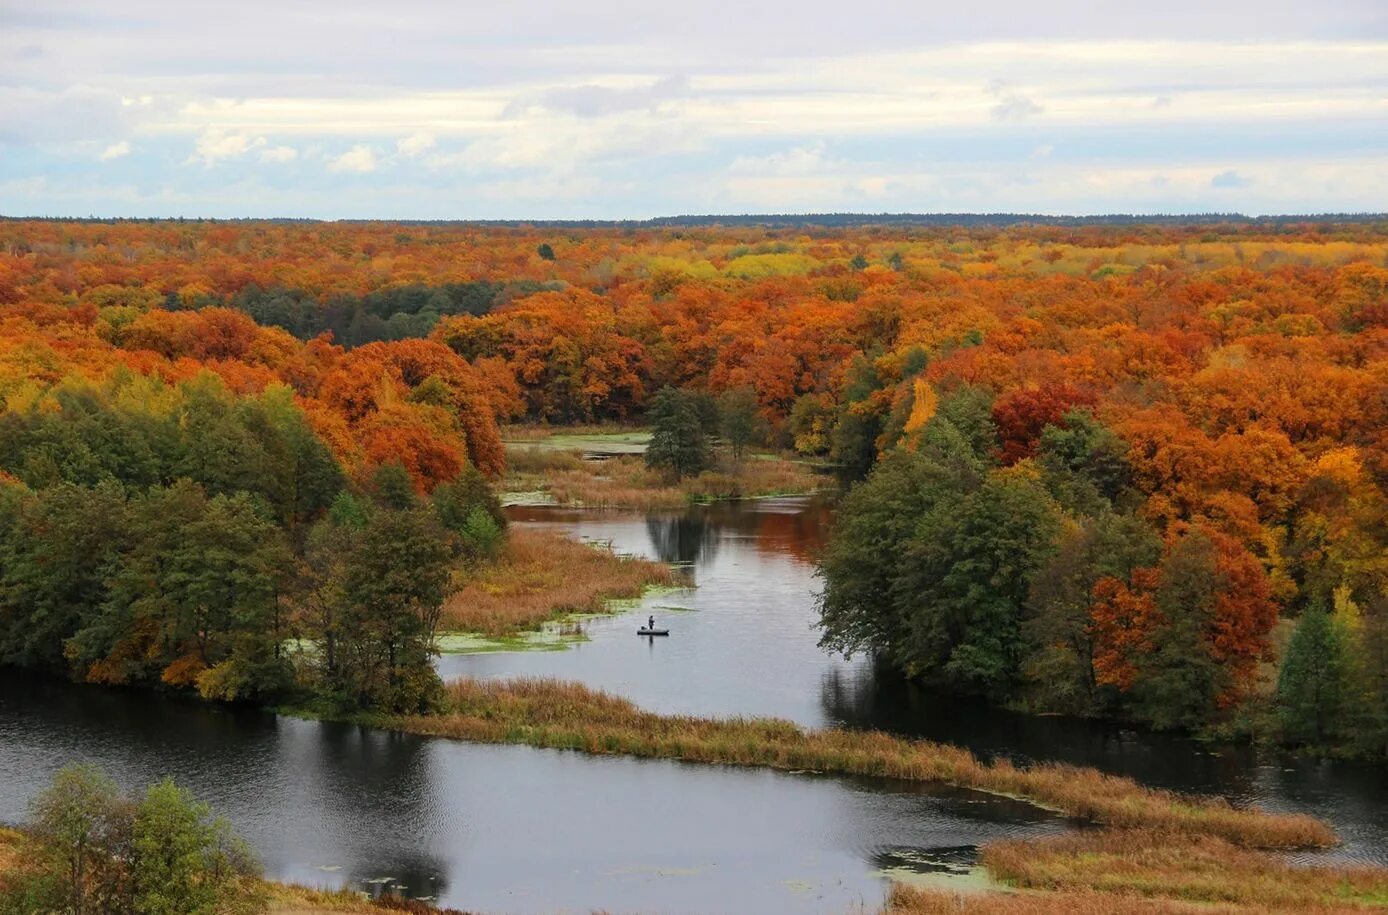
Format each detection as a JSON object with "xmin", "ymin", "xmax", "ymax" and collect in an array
[{"xmin": 1, "ymin": 218, "xmax": 1387, "ymax": 753}]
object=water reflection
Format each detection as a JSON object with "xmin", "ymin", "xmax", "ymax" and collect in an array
[
  {"xmin": 483, "ymin": 497, "xmax": 1388, "ymax": 866},
  {"xmin": 0, "ymin": 672, "xmax": 1060, "ymax": 913},
  {"xmin": 645, "ymin": 513, "xmax": 721, "ymax": 566}
]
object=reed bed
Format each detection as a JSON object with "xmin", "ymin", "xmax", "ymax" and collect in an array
[
  {"xmin": 268, "ymin": 884, "xmax": 478, "ymax": 914},
  {"xmin": 267, "ymin": 884, "xmax": 381, "ymax": 914},
  {"xmin": 508, "ymin": 451, "xmax": 826, "ymax": 509},
  {"xmin": 392, "ymin": 678, "xmax": 1334, "ymax": 850},
  {"xmin": 440, "ymin": 529, "xmax": 677, "ymax": 635},
  {"xmin": 0, "ymin": 827, "xmax": 24, "ymax": 881},
  {"xmin": 882, "ymin": 883, "xmax": 1234, "ymax": 914},
  {"xmin": 983, "ymin": 829, "xmax": 1388, "ymax": 909}
]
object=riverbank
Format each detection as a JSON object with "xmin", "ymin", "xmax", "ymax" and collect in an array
[
  {"xmin": 385, "ymin": 678, "xmax": 1331, "ymax": 849},
  {"xmin": 441, "ymin": 527, "xmax": 677, "ymax": 635},
  {"xmin": 502, "ymin": 426, "xmax": 828, "ymax": 509},
  {"xmin": 0, "ymin": 825, "xmax": 464, "ymax": 915},
  {"xmin": 885, "ymin": 828, "xmax": 1388, "ymax": 913}
]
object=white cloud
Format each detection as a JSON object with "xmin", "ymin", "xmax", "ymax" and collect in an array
[
  {"xmin": 328, "ymin": 145, "xmax": 378, "ymax": 173},
  {"xmin": 729, "ymin": 142, "xmax": 833, "ymax": 177},
  {"xmin": 504, "ymin": 75, "xmax": 690, "ymax": 118},
  {"xmin": 1030, "ymin": 143, "xmax": 1055, "ymax": 158},
  {"xmin": 188, "ymin": 129, "xmax": 266, "ymax": 166},
  {"xmin": 259, "ymin": 145, "xmax": 298, "ymax": 163},
  {"xmin": 992, "ymin": 93, "xmax": 1043, "ymax": 121},
  {"xmin": 1211, "ymin": 169, "xmax": 1253, "ymax": 189},
  {"xmin": 98, "ymin": 141, "xmax": 131, "ymax": 160},
  {"xmin": 396, "ymin": 133, "xmax": 436, "ymax": 157}
]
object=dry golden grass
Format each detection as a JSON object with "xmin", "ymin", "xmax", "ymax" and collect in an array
[
  {"xmin": 441, "ymin": 528, "xmax": 677, "ymax": 635},
  {"xmin": 268, "ymin": 886, "xmax": 476, "ymax": 915},
  {"xmin": 392, "ymin": 678, "xmax": 1333, "ymax": 850},
  {"xmin": 511, "ymin": 452, "xmax": 827, "ymax": 509},
  {"xmin": 883, "ymin": 828, "xmax": 1388, "ymax": 914},
  {"xmin": 983, "ymin": 829, "xmax": 1388, "ymax": 909},
  {"xmin": 0, "ymin": 827, "xmax": 25, "ymax": 880},
  {"xmin": 504, "ymin": 446, "xmax": 588, "ymax": 476},
  {"xmin": 882, "ymin": 883, "xmax": 1226, "ymax": 914},
  {"xmin": 267, "ymin": 883, "xmax": 380, "ymax": 914}
]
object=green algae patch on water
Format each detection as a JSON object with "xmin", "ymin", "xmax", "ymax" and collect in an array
[
  {"xmin": 434, "ymin": 627, "xmax": 587, "ymax": 655},
  {"xmin": 519, "ymin": 431, "xmax": 651, "ymax": 454},
  {"xmin": 873, "ymin": 850, "xmax": 1008, "ymax": 896}
]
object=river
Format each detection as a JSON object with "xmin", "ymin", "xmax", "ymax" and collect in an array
[{"xmin": 3, "ymin": 496, "xmax": 1387, "ymax": 912}]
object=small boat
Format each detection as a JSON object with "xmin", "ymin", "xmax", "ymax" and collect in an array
[{"xmin": 637, "ymin": 628, "xmax": 670, "ymax": 636}]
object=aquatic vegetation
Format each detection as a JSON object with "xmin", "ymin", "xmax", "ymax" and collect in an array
[
  {"xmin": 440, "ymin": 528, "xmax": 678, "ymax": 635},
  {"xmin": 391, "ymin": 678, "xmax": 1334, "ymax": 850}
]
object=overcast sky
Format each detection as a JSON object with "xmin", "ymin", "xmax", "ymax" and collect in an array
[{"xmin": 1, "ymin": 1, "xmax": 1385, "ymax": 218}]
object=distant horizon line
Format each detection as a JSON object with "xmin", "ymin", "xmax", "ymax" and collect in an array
[{"xmin": 2, "ymin": 211, "xmax": 1386, "ymax": 228}]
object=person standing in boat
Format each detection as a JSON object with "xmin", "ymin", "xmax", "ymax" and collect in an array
[{"xmin": 647, "ymin": 614, "xmax": 655, "ymax": 631}]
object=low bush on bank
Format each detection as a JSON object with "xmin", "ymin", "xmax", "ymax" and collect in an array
[
  {"xmin": 394, "ymin": 678, "xmax": 1333, "ymax": 849},
  {"xmin": 0, "ymin": 765, "xmax": 260, "ymax": 915},
  {"xmin": 440, "ymin": 529, "xmax": 677, "ymax": 634}
]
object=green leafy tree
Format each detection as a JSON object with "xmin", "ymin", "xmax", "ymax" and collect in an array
[
  {"xmin": 372, "ymin": 461, "xmax": 418, "ymax": 510},
  {"xmin": 431, "ymin": 466, "xmax": 505, "ymax": 533},
  {"xmin": 1025, "ymin": 512, "xmax": 1162, "ymax": 713},
  {"xmin": 894, "ymin": 469, "xmax": 1063, "ymax": 698},
  {"xmin": 819, "ymin": 451, "xmax": 956, "ymax": 661},
  {"xmin": 0, "ymin": 481, "xmax": 128, "ymax": 671},
  {"xmin": 337, "ymin": 504, "xmax": 453, "ymax": 711},
  {"xmin": 1037, "ymin": 408, "xmax": 1134, "ymax": 513},
  {"xmin": 830, "ymin": 354, "xmax": 885, "ymax": 481},
  {"xmin": 28, "ymin": 765, "xmax": 132, "ymax": 915},
  {"xmin": 131, "ymin": 780, "xmax": 257, "ymax": 915},
  {"xmin": 1277, "ymin": 601, "xmax": 1348, "ymax": 745},
  {"xmin": 536, "ymin": 242, "xmax": 556, "ymax": 261},
  {"xmin": 935, "ymin": 384, "xmax": 998, "ymax": 465},
  {"xmin": 1135, "ymin": 531, "xmax": 1225, "ymax": 730},
  {"xmin": 717, "ymin": 387, "xmax": 761, "ymax": 462},
  {"xmin": 645, "ymin": 387, "xmax": 710, "ymax": 480}
]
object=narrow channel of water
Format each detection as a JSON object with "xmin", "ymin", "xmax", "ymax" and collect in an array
[
  {"xmin": 441, "ymin": 497, "xmax": 1388, "ymax": 866},
  {"xmin": 4, "ymin": 495, "xmax": 1387, "ymax": 912},
  {"xmin": 0, "ymin": 672, "xmax": 1058, "ymax": 912}
]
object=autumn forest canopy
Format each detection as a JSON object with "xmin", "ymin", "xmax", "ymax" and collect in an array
[{"xmin": 1, "ymin": 218, "xmax": 1388, "ymax": 754}]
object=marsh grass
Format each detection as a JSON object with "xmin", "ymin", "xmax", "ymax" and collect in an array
[
  {"xmin": 884, "ymin": 828, "xmax": 1388, "ymax": 914},
  {"xmin": 440, "ymin": 529, "xmax": 677, "ymax": 635},
  {"xmin": 0, "ymin": 827, "xmax": 28, "ymax": 888},
  {"xmin": 392, "ymin": 678, "xmax": 1334, "ymax": 850},
  {"xmin": 983, "ymin": 829, "xmax": 1388, "ymax": 908},
  {"xmin": 506, "ymin": 450, "xmax": 827, "ymax": 509},
  {"xmin": 882, "ymin": 883, "xmax": 1219, "ymax": 914}
]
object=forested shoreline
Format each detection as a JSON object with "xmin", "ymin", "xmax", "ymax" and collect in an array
[{"xmin": 1, "ymin": 218, "xmax": 1387, "ymax": 756}]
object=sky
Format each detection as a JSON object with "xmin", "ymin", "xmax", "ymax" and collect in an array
[{"xmin": 1, "ymin": 0, "xmax": 1385, "ymax": 219}]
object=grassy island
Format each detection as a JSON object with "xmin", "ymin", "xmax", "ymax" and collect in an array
[
  {"xmin": 440, "ymin": 528, "xmax": 677, "ymax": 635},
  {"xmin": 385, "ymin": 678, "xmax": 1331, "ymax": 849}
]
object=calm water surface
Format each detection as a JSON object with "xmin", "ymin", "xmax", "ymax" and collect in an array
[
  {"xmin": 445, "ymin": 498, "xmax": 1388, "ymax": 866},
  {"xmin": 3, "ymin": 495, "xmax": 1386, "ymax": 912},
  {"xmin": 0, "ymin": 672, "xmax": 1056, "ymax": 912}
]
